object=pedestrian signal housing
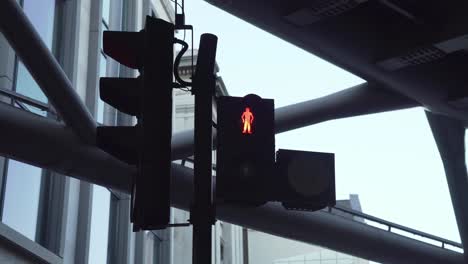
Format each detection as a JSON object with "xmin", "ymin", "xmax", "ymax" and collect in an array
[{"xmin": 216, "ymin": 94, "xmax": 275, "ymax": 204}]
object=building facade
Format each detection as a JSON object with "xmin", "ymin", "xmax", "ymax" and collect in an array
[{"xmin": 0, "ymin": 0, "xmax": 175, "ymax": 263}]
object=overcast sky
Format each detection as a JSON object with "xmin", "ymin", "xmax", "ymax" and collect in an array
[{"xmin": 180, "ymin": 0, "xmax": 464, "ymax": 254}]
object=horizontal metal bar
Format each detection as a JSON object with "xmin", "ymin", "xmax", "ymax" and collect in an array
[
  {"xmin": 332, "ymin": 205, "xmax": 463, "ymax": 249},
  {"xmin": 167, "ymin": 223, "xmax": 191, "ymax": 227},
  {"xmin": 0, "ymin": 102, "xmax": 131, "ymax": 192},
  {"xmin": 171, "ymin": 82, "xmax": 419, "ymax": 160},
  {"xmin": 0, "ymin": 0, "xmax": 96, "ymax": 143},
  {"xmin": 0, "ymin": 87, "xmax": 54, "ymax": 113}
]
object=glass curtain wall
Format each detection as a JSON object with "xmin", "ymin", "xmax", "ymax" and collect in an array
[
  {"xmin": 88, "ymin": 0, "xmax": 112, "ymax": 263},
  {"xmin": 14, "ymin": 0, "xmax": 55, "ymax": 104},
  {"xmin": 1, "ymin": 0, "xmax": 58, "ymax": 241},
  {"xmin": 96, "ymin": 0, "xmax": 110, "ymax": 124}
]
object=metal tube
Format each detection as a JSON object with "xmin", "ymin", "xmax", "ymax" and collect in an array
[
  {"xmin": 274, "ymin": 82, "xmax": 419, "ymax": 133},
  {"xmin": 192, "ymin": 33, "xmax": 218, "ymax": 264},
  {"xmin": 332, "ymin": 205, "xmax": 462, "ymax": 248},
  {"xmin": 0, "ymin": 103, "xmax": 464, "ymax": 263},
  {"xmin": 0, "ymin": 0, "xmax": 96, "ymax": 144},
  {"xmin": 171, "ymin": 82, "xmax": 419, "ymax": 159},
  {"xmin": 0, "ymin": 102, "xmax": 131, "ymax": 192},
  {"xmin": 170, "ymin": 165, "xmax": 464, "ymax": 264}
]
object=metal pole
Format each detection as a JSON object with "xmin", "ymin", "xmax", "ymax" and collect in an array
[{"xmin": 191, "ymin": 34, "xmax": 218, "ymax": 264}]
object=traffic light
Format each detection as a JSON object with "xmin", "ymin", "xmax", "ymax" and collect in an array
[
  {"xmin": 216, "ymin": 94, "xmax": 335, "ymax": 211},
  {"xmin": 216, "ymin": 94, "xmax": 275, "ymax": 204},
  {"xmin": 275, "ymin": 149, "xmax": 335, "ymax": 211},
  {"xmin": 96, "ymin": 16, "xmax": 174, "ymax": 230}
]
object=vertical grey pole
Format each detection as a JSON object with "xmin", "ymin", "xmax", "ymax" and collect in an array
[{"xmin": 191, "ymin": 33, "xmax": 218, "ymax": 264}]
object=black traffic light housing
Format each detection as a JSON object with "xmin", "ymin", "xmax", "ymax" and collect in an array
[
  {"xmin": 275, "ymin": 149, "xmax": 335, "ymax": 211},
  {"xmin": 216, "ymin": 94, "xmax": 275, "ymax": 204},
  {"xmin": 96, "ymin": 16, "xmax": 174, "ymax": 230},
  {"xmin": 216, "ymin": 95, "xmax": 336, "ymax": 211}
]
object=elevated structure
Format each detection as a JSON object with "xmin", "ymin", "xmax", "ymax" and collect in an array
[{"xmin": 0, "ymin": 0, "xmax": 466, "ymax": 263}]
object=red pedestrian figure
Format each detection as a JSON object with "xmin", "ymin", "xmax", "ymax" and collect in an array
[{"xmin": 241, "ymin": 107, "xmax": 254, "ymax": 134}]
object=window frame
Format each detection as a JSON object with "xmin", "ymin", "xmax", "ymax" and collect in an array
[
  {"xmin": 13, "ymin": 0, "xmax": 60, "ymax": 106},
  {"xmin": 0, "ymin": 0, "xmax": 63, "ymax": 253},
  {"xmin": 88, "ymin": 1, "xmax": 130, "ymax": 264}
]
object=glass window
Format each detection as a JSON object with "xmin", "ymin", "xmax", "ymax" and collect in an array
[
  {"xmin": 465, "ymin": 131, "xmax": 467, "ymax": 166},
  {"xmin": 15, "ymin": 0, "xmax": 56, "ymax": 103},
  {"xmin": 88, "ymin": 2, "xmax": 113, "ymax": 262},
  {"xmin": 102, "ymin": 0, "xmax": 111, "ymax": 27},
  {"xmin": 97, "ymin": 53, "xmax": 107, "ymax": 123},
  {"xmin": 153, "ymin": 234, "xmax": 161, "ymax": 264},
  {"xmin": 88, "ymin": 185, "xmax": 111, "ymax": 264},
  {"xmin": 2, "ymin": 160, "xmax": 42, "ymax": 240},
  {"xmin": 15, "ymin": 62, "xmax": 48, "ymax": 103},
  {"xmin": 2, "ymin": 0, "xmax": 57, "ymax": 240},
  {"xmin": 337, "ymin": 259, "xmax": 354, "ymax": 264}
]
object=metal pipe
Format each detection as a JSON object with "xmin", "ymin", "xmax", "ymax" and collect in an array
[
  {"xmin": 171, "ymin": 82, "xmax": 419, "ymax": 159},
  {"xmin": 170, "ymin": 165, "xmax": 465, "ymax": 264},
  {"xmin": 332, "ymin": 205, "xmax": 463, "ymax": 249},
  {"xmin": 0, "ymin": 103, "xmax": 464, "ymax": 263},
  {"xmin": 2, "ymin": 81, "xmax": 417, "ymax": 188},
  {"xmin": 0, "ymin": 87, "xmax": 54, "ymax": 113},
  {"xmin": 0, "ymin": 0, "xmax": 96, "ymax": 144},
  {"xmin": 274, "ymin": 82, "xmax": 419, "ymax": 133},
  {"xmin": 0, "ymin": 102, "xmax": 131, "ymax": 192}
]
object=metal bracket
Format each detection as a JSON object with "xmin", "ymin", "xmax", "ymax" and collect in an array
[{"xmin": 166, "ymin": 223, "xmax": 191, "ymax": 228}]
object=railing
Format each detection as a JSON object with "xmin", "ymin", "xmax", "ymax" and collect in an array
[
  {"xmin": 179, "ymin": 158, "xmax": 463, "ymax": 252},
  {"xmin": 329, "ymin": 205, "xmax": 463, "ymax": 250},
  {"xmin": 0, "ymin": 87, "xmax": 57, "ymax": 117}
]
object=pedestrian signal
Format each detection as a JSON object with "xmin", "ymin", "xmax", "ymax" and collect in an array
[
  {"xmin": 241, "ymin": 107, "xmax": 254, "ymax": 134},
  {"xmin": 216, "ymin": 94, "xmax": 275, "ymax": 204}
]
